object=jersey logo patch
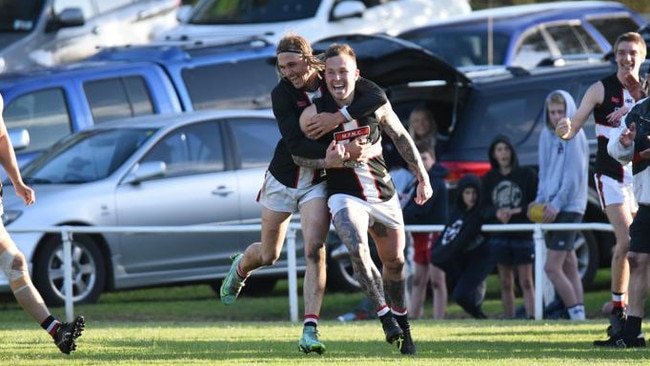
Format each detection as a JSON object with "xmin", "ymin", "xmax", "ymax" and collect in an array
[{"xmin": 333, "ymin": 126, "xmax": 370, "ymax": 142}]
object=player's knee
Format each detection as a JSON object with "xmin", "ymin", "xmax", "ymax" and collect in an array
[
  {"xmin": 627, "ymin": 252, "xmax": 649, "ymax": 271},
  {"xmin": 304, "ymin": 242, "xmax": 325, "ymax": 263},
  {"xmin": 260, "ymin": 252, "xmax": 280, "ymax": 266},
  {"xmin": 0, "ymin": 248, "xmax": 29, "ymax": 291}
]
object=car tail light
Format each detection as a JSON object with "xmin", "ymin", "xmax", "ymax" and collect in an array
[{"xmin": 439, "ymin": 161, "xmax": 491, "ymax": 189}]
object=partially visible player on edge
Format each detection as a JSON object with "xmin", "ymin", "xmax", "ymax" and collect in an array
[
  {"xmin": 219, "ymin": 34, "xmax": 387, "ymax": 355},
  {"xmin": 555, "ymin": 32, "xmax": 646, "ymax": 341},
  {"xmin": 604, "ymin": 95, "xmax": 650, "ymax": 347},
  {"xmin": 296, "ymin": 43, "xmax": 433, "ymax": 355},
  {"xmin": 0, "ymin": 93, "xmax": 84, "ymax": 354}
]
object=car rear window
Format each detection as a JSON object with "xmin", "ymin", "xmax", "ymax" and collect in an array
[
  {"xmin": 84, "ymin": 76, "xmax": 155, "ymax": 123},
  {"xmin": 588, "ymin": 16, "xmax": 642, "ymax": 47},
  {"xmin": 182, "ymin": 57, "xmax": 275, "ymax": 110},
  {"xmin": 4, "ymin": 87, "xmax": 72, "ymax": 154},
  {"xmin": 190, "ymin": 0, "xmax": 320, "ymax": 24}
]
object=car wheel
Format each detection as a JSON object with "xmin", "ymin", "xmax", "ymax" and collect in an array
[
  {"xmin": 32, "ymin": 234, "xmax": 106, "ymax": 307},
  {"xmin": 574, "ymin": 230, "xmax": 598, "ymax": 289}
]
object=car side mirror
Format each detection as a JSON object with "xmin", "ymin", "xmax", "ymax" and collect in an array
[
  {"xmin": 57, "ymin": 8, "xmax": 85, "ymax": 27},
  {"xmin": 177, "ymin": 5, "xmax": 193, "ymax": 23},
  {"xmin": 46, "ymin": 7, "xmax": 84, "ymax": 32},
  {"xmin": 123, "ymin": 161, "xmax": 166, "ymax": 184},
  {"xmin": 8, "ymin": 128, "xmax": 30, "ymax": 151},
  {"xmin": 332, "ymin": 1, "xmax": 366, "ymax": 20}
]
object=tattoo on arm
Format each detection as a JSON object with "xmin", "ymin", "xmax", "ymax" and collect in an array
[
  {"xmin": 380, "ymin": 105, "xmax": 427, "ymax": 181},
  {"xmin": 292, "ymin": 155, "xmax": 326, "ymax": 169}
]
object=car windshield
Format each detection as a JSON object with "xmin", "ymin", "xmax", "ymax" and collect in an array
[
  {"xmin": 22, "ymin": 128, "xmax": 157, "ymax": 184},
  {"xmin": 189, "ymin": 0, "xmax": 320, "ymax": 25},
  {"xmin": 403, "ymin": 29, "xmax": 510, "ymax": 67},
  {"xmin": 0, "ymin": 0, "xmax": 44, "ymax": 32}
]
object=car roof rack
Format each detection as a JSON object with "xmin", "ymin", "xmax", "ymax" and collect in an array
[
  {"xmin": 461, "ymin": 65, "xmax": 530, "ymax": 78},
  {"xmin": 536, "ymin": 54, "xmax": 607, "ymax": 67}
]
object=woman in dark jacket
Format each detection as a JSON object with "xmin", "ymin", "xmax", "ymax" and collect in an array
[{"xmin": 432, "ymin": 174, "xmax": 493, "ymax": 319}]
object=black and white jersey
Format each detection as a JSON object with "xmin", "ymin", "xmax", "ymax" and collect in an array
[
  {"xmin": 594, "ymin": 73, "xmax": 635, "ymax": 182},
  {"xmin": 316, "ymin": 91, "xmax": 396, "ymax": 202}
]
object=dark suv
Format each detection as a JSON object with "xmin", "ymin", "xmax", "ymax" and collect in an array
[{"xmin": 313, "ymin": 34, "xmax": 650, "ymax": 289}]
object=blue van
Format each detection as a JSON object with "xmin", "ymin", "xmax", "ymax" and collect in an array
[{"xmin": 1, "ymin": 38, "xmax": 278, "ymax": 166}]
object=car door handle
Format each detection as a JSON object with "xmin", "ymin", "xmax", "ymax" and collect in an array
[{"xmin": 212, "ymin": 186, "xmax": 235, "ymax": 196}]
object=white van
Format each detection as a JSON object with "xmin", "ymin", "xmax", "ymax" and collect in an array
[
  {"xmin": 157, "ymin": 0, "xmax": 471, "ymax": 44},
  {"xmin": 0, "ymin": 0, "xmax": 179, "ymax": 72}
]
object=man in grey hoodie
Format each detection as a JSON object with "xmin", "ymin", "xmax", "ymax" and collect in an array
[{"xmin": 532, "ymin": 90, "xmax": 589, "ymax": 321}]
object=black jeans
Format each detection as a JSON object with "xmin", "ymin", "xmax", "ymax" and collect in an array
[{"xmin": 446, "ymin": 243, "xmax": 494, "ymax": 318}]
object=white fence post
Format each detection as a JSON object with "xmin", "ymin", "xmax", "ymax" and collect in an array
[
  {"xmin": 533, "ymin": 225, "xmax": 545, "ymax": 320},
  {"xmin": 62, "ymin": 229, "xmax": 74, "ymax": 323}
]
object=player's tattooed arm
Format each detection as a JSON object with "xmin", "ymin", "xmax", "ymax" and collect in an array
[
  {"xmin": 292, "ymin": 140, "xmax": 347, "ymax": 169},
  {"xmin": 378, "ymin": 103, "xmax": 428, "ymax": 183}
]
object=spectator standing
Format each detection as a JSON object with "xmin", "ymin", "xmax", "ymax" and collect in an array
[
  {"xmin": 533, "ymin": 90, "xmax": 588, "ymax": 321},
  {"xmin": 403, "ymin": 141, "xmax": 448, "ymax": 319},
  {"xmin": 481, "ymin": 135, "xmax": 538, "ymax": 319}
]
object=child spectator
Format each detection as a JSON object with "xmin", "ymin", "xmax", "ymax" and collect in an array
[
  {"xmin": 432, "ymin": 174, "xmax": 492, "ymax": 319},
  {"xmin": 403, "ymin": 142, "xmax": 448, "ymax": 319},
  {"xmin": 481, "ymin": 135, "xmax": 538, "ymax": 319}
]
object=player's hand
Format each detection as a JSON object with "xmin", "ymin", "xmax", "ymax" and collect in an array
[
  {"xmin": 305, "ymin": 112, "xmax": 339, "ymax": 140},
  {"xmin": 324, "ymin": 140, "xmax": 347, "ymax": 168},
  {"xmin": 619, "ymin": 122, "xmax": 636, "ymax": 148},
  {"xmin": 607, "ymin": 106, "xmax": 629, "ymax": 124},
  {"xmin": 413, "ymin": 180, "xmax": 432, "ymax": 205},
  {"xmin": 14, "ymin": 182, "xmax": 35, "ymax": 206},
  {"xmin": 555, "ymin": 117, "xmax": 572, "ymax": 140},
  {"xmin": 624, "ymin": 73, "xmax": 647, "ymax": 102},
  {"xmin": 345, "ymin": 137, "xmax": 370, "ymax": 162}
]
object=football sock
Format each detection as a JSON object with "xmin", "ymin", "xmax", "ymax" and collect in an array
[{"xmin": 41, "ymin": 315, "xmax": 61, "ymax": 337}]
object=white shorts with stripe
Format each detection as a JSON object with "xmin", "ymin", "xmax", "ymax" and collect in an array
[
  {"xmin": 328, "ymin": 193, "xmax": 404, "ymax": 229},
  {"xmin": 594, "ymin": 173, "xmax": 638, "ymax": 213},
  {"xmin": 257, "ymin": 172, "xmax": 326, "ymax": 213}
]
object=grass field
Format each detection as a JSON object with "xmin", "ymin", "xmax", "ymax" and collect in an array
[{"xmin": 1, "ymin": 270, "xmax": 649, "ymax": 365}]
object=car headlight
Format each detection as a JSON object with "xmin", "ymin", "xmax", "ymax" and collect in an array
[{"xmin": 2, "ymin": 210, "xmax": 22, "ymax": 226}]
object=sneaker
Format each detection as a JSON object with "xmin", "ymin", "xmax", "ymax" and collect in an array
[
  {"xmin": 606, "ymin": 308, "xmax": 626, "ymax": 337},
  {"xmin": 398, "ymin": 327, "xmax": 417, "ymax": 355},
  {"xmin": 220, "ymin": 253, "xmax": 246, "ymax": 305},
  {"xmin": 53, "ymin": 316, "xmax": 85, "ymax": 354},
  {"xmin": 298, "ymin": 325, "xmax": 325, "ymax": 354},
  {"xmin": 380, "ymin": 316, "xmax": 403, "ymax": 344},
  {"xmin": 593, "ymin": 334, "xmax": 646, "ymax": 348}
]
